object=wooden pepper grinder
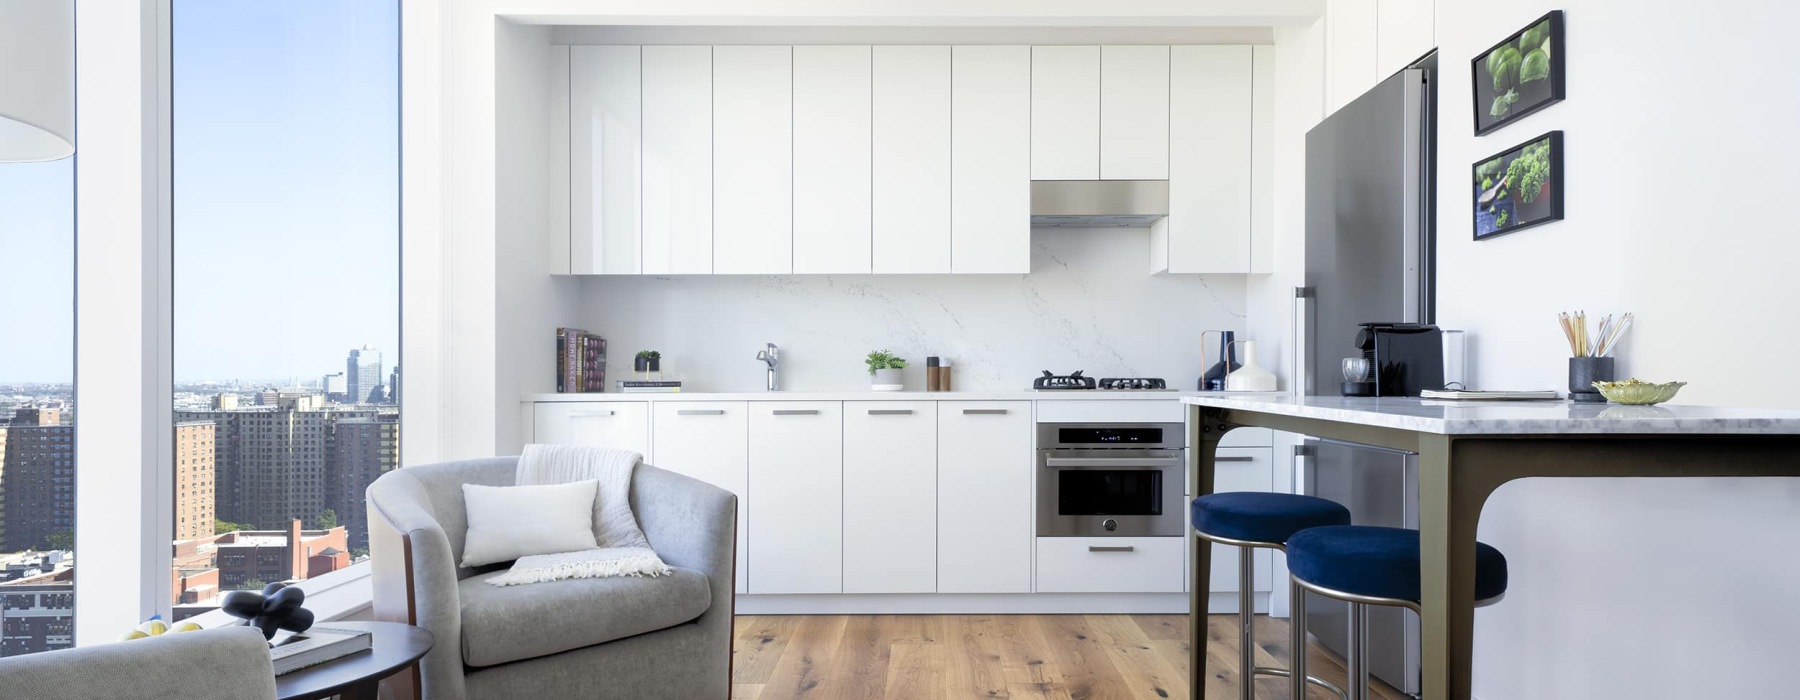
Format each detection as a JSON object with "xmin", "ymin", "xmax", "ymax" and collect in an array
[
  {"xmin": 926, "ymin": 357, "xmax": 942, "ymax": 391},
  {"xmin": 939, "ymin": 359, "xmax": 952, "ymax": 392}
]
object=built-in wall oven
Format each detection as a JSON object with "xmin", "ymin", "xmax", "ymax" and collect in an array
[{"xmin": 1035, "ymin": 422, "xmax": 1185, "ymax": 537}]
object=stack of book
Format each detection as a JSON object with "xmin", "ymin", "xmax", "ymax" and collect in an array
[
  {"xmin": 269, "ymin": 625, "xmax": 373, "ymax": 675},
  {"xmin": 555, "ymin": 328, "xmax": 606, "ymax": 393},
  {"xmin": 617, "ymin": 380, "xmax": 682, "ymax": 393}
]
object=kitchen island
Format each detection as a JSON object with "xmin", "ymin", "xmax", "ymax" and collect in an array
[{"xmin": 1182, "ymin": 395, "xmax": 1800, "ymax": 700}]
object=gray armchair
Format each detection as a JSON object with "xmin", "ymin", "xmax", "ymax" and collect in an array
[
  {"xmin": 0, "ymin": 627, "xmax": 277, "ymax": 700},
  {"xmin": 366, "ymin": 457, "xmax": 736, "ymax": 700}
]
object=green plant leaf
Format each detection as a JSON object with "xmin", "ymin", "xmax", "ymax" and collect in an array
[{"xmin": 1490, "ymin": 89, "xmax": 1520, "ymax": 117}]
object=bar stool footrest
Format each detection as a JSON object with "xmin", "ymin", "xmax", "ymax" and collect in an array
[{"xmin": 1250, "ymin": 667, "xmax": 1349, "ymax": 700}]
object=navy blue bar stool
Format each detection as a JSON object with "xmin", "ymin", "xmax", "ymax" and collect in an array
[
  {"xmin": 1285, "ymin": 526, "xmax": 1510, "ymax": 700},
  {"xmin": 1192, "ymin": 492, "xmax": 1352, "ymax": 700}
]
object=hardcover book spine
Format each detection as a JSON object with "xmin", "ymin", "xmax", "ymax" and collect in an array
[{"xmin": 556, "ymin": 329, "xmax": 566, "ymax": 393}]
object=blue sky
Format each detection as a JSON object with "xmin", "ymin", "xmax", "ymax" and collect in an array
[{"xmin": 0, "ymin": 0, "xmax": 399, "ymax": 384}]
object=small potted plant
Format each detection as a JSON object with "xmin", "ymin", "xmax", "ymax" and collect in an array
[
  {"xmin": 866, "ymin": 350, "xmax": 907, "ymax": 391},
  {"xmin": 634, "ymin": 350, "xmax": 661, "ymax": 373}
]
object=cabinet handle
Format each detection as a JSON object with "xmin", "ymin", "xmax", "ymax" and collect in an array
[
  {"xmin": 867, "ymin": 409, "xmax": 914, "ymax": 416},
  {"xmin": 962, "ymin": 409, "xmax": 1008, "ymax": 415},
  {"xmin": 571, "ymin": 410, "xmax": 616, "ymax": 417},
  {"xmin": 677, "ymin": 409, "xmax": 725, "ymax": 416},
  {"xmin": 1088, "ymin": 545, "xmax": 1136, "ymax": 553},
  {"xmin": 1213, "ymin": 456, "xmax": 1255, "ymax": 463},
  {"xmin": 772, "ymin": 409, "xmax": 820, "ymax": 416}
]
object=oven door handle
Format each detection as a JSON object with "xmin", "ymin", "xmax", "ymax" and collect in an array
[{"xmin": 1044, "ymin": 457, "xmax": 1184, "ymax": 468}]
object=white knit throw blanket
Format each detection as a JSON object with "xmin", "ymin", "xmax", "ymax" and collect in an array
[{"xmin": 493, "ymin": 444, "xmax": 670, "ymax": 587}]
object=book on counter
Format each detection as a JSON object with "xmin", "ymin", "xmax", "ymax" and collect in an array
[
  {"xmin": 268, "ymin": 625, "xmax": 373, "ymax": 675},
  {"xmin": 555, "ymin": 328, "xmax": 606, "ymax": 393},
  {"xmin": 617, "ymin": 380, "xmax": 681, "ymax": 393},
  {"xmin": 1419, "ymin": 388, "xmax": 1560, "ymax": 401}
]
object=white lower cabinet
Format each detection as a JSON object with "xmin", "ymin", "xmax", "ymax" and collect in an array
[
  {"xmin": 937, "ymin": 401, "xmax": 1033, "ymax": 593},
  {"xmin": 747, "ymin": 402, "xmax": 843, "ymax": 594},
  {"xmin": 531, "ymin": 402, "xmax": 650, "ymax": 457},
  {"xmin": 843, "ymin": 402, "xmax": 937, "ymax": 593},
  {"xmin": 1036, "ymin": 537, "xmax": 1185, "ymax": 593},
  {"xmin": 651, "ymin": 402, "xmax": 749, "ymax": 594},
  {"xmin": 1191, "ymin": 447, "xmax": 1276, "ymax": 595}
]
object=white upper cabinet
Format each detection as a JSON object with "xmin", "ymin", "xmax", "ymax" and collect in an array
[
  {"xmin": 1030, "ymin": 46, "xmax": 1100, "ymax": 181},
  {"xmin": 712, "ymin": 46, "xmax": 793, "ymax": 275},
  {"xmin": 569, "ymin": 46, "xmax": 642, "ymax": 275},
  {"xmin": 793, "ymin": 46, "xmax": 873, "ymax": 274},
  {"xmin": 950, "ymin": 46, "xmax": 1031, "ymax": 274},
  {"xmin": 872, "ymin": 45, "xmax": 951, "ymax": 274},
  {"xmin": 1100, "ymin": 45, "xmax": 1171, "ymax": 180},
  {"xmin": 641, "ymin": 46, "xmax": 713, "ymax": 275},
  {"xmin": 1167, "ymin": 45, "xmax": 1252, "ymax": 274}
]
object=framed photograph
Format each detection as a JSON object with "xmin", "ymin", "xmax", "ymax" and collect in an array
[
  {"xmin": 1473, "ymin": 130, "xmax": 1563, "ymax": 240},
  {"xmin": 1471, "ymin": 10, "xmax": 1565, "ymax": 136}
]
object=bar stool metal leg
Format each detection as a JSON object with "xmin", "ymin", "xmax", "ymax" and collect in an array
[
  {"xmin": 1346, "ymin": 602, "xmax": 1369, "ymax": 700},
  {"xmin": 1289, "ymin": 576, "xmax": 1307, "ymax": 700},
  {"xmin": 1238, "ymin": 546, "xmax": 1255, "ymax": 700}
]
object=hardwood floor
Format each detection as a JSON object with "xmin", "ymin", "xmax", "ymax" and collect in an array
[{"xmin": 732, "ymin": 614, "xmax": 1409, "ymax": 700}]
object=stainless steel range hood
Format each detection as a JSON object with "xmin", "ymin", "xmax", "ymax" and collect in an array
[{"xmin": 1030, "ymin": 180, "xmax": 1169, "ymax": 228}]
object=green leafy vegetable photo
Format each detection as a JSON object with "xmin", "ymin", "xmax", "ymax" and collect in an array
[{"xmin": 1519, "ymin": 49, "xmax": 1550, "ymax": 83}]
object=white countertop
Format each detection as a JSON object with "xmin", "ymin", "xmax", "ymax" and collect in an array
[
  {"xmin": 528, "ymin": 390, "xmax": 1282, "ymax": 403},
  {"xmin": 1182, "ymin": 394, "xmax": 1800, "ymax": 435}
]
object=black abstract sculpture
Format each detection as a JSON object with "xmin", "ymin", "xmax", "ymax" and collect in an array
[{"xmin": 221, "ymin": 582, "xmax": 315, "ymax": 640}]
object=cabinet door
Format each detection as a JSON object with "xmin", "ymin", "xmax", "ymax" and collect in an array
[
  {"xmin": 843, "ymin": 402, "xmax": 936, "ymax": 593},
  {"xmin": 569, "ymin": 45, "xmax": 642, "ymax": 275},
  {"xmin": 1168, "ymin": 45, "xmax": 1251, "ymax": 273},
  {"xmin": 872, "ymin": 46, "xmax": 951, "ymax": 274},
  {"xmin": 937, "ymin": 401, "xmax": 1032, "ymax": 592},
  {"xmin": 641, "ymin": 46, "xmax": 713, "ymax": 275},
  {"xmin": 794, "ymin": 45, "xmax": 873, "ymax": 274},
  {"xmin": 950, "ymin": 46, "xmax": 1030, "ymax": 274},
  {"xmin": 713, "ymin": 46, "xmax": 793, "ymax": 275},
  {"xmin": 652, "ymin": 402, "xmax": 749, "ymax": 594},
  {"xmin": 1195, "ymin": 447, "xmax": 1275, "ymax": 596},
  {"xmin": 531, "ymin": 402, "xmax": 650, "ymax": 457},
  {"xmin": 1030, "ymin": 45, "xmax": 1099, "ymax": 181},
  {"xmin": 747, "ymin": 402, "xmax": 842, "ymax": 594},
  {"xmin": 1100, "ymin": 45, "xmax": 1170, "ymax": 180}
]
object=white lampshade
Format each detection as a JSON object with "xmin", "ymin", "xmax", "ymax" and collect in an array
[{"xmin": 0, "ymin": 0, "xmax": 76, "ymax": 163}]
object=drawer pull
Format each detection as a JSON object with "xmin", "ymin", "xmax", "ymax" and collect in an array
[
  {"xmin": 867, "ymin": 409, "xmax": 914, "ymax": 416},
  {"xmin": 571, "ymin": 410, "xmax": 616, "ymax": 417},
  {"xmin": 677, "ymin": 410, "xmax": 725, "ymax": 416},
  {"xmin": 772, "ymin": 409, "xmax": 820, "ymax": 416},
  {"xmin": 1213, "ymin": 455, "xmax": 1255, "ymax": 463},
  {"xmin": 1088, "ymin": 545, "xmax": 1136, "ymax": 553},
  {"xmin": 962, "ymin": 409, "xmax": 1008, "ymax": 415}
]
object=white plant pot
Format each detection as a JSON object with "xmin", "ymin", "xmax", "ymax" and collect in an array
[{"xmin": 871, "ymin": 368, "xmax": 904, "ymax": 392}]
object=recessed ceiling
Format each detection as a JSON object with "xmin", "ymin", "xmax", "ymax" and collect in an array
[{"xmin": 550, "ymin": 25, "xmax": 1275, "ymax": 46}]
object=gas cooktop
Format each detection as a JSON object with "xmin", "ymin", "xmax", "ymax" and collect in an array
[{"xmin": 1033, "ymin": 371, "xmax": 1169, "ymax": 392}]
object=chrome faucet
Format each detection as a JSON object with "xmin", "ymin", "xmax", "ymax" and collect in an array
[{"xmin": 755, "ymin": 343, "xmax": 779, "ymax": 391}]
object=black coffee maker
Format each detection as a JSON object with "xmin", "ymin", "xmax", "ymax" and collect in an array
[{"xmin": 1342, "ymin": 323, "xmax": 1445, "ymax": 397}]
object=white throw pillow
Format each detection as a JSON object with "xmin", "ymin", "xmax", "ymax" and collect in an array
[{"xmin": 460, "ymin": 480, "xmax": 600, "ymax": 568}]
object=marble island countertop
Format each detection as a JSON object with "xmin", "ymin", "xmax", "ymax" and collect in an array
[
  {"xmin": 529, "ymin": 390, "xmax": 1283, "ymax": 403},
  {"xmin": 1183, "ymin": 394, "xmax": 1800, "ymax": 435}
]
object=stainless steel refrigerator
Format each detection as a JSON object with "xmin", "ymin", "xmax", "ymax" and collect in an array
[{"xmin": 1297, "ymin": 57, "xmax": 1436, "ymax": 695}]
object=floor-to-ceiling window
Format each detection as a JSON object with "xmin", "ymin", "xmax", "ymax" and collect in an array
[
  {"xmin": 169, "ymin": 0, "xmax": 399, "ymax": 618},
  {"xmin": 0, "ymin": 158, "xmax": 77, "ymax": 656}
]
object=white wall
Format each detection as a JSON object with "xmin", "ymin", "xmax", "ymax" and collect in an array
[
  {"xmin": 577, "ymin": 228, "xmax": 1246, "ymax": 395},
  {"xmin": 494, "ymin": 21, "xmax": 583, "ymax": 453},
  {"xmin": 1431, "ymin": 3, "xmax": 1800, "ymax": 698}
]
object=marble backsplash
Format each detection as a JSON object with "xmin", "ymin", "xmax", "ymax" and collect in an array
[{"xmin": 578, "ymin": 227, "xmax": 1248, "ymax": 392}]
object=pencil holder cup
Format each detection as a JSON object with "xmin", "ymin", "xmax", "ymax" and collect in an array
[{"xmin": 1568, "ymin": 357, "xmax": 1616, "ymax": 403}]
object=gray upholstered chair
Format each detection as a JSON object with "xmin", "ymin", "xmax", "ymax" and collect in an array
[
  {"xmin": 0, "ymin": 626, "xmax": 277, "ymax": 700},
  {"xmin": 366, "ymin": 457, "xmax": 736, "ymax": 700}
]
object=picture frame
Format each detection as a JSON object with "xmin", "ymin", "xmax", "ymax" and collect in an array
[
  {"xmin": 1471, "ymin": 10, "xmax": 1565, "ymax": 136},
  {"xmin": 1472, "ymin": 130, "xmax": 1563, "ymax": 240}
]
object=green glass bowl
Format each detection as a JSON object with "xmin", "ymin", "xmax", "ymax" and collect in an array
[{"xmin": 1591, "ymin": 380, "xmax": 1686, "ymax": 405}]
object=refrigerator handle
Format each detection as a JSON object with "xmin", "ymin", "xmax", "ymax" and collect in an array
[{"xmin": 1293, "ymin": 287, "xmax": 1313, "ymax": 397}]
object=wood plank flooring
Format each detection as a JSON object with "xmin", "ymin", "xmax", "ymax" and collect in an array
[{"xmin": 732, "ymin": 614, "xmax": 1408, "ymax": 700}]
